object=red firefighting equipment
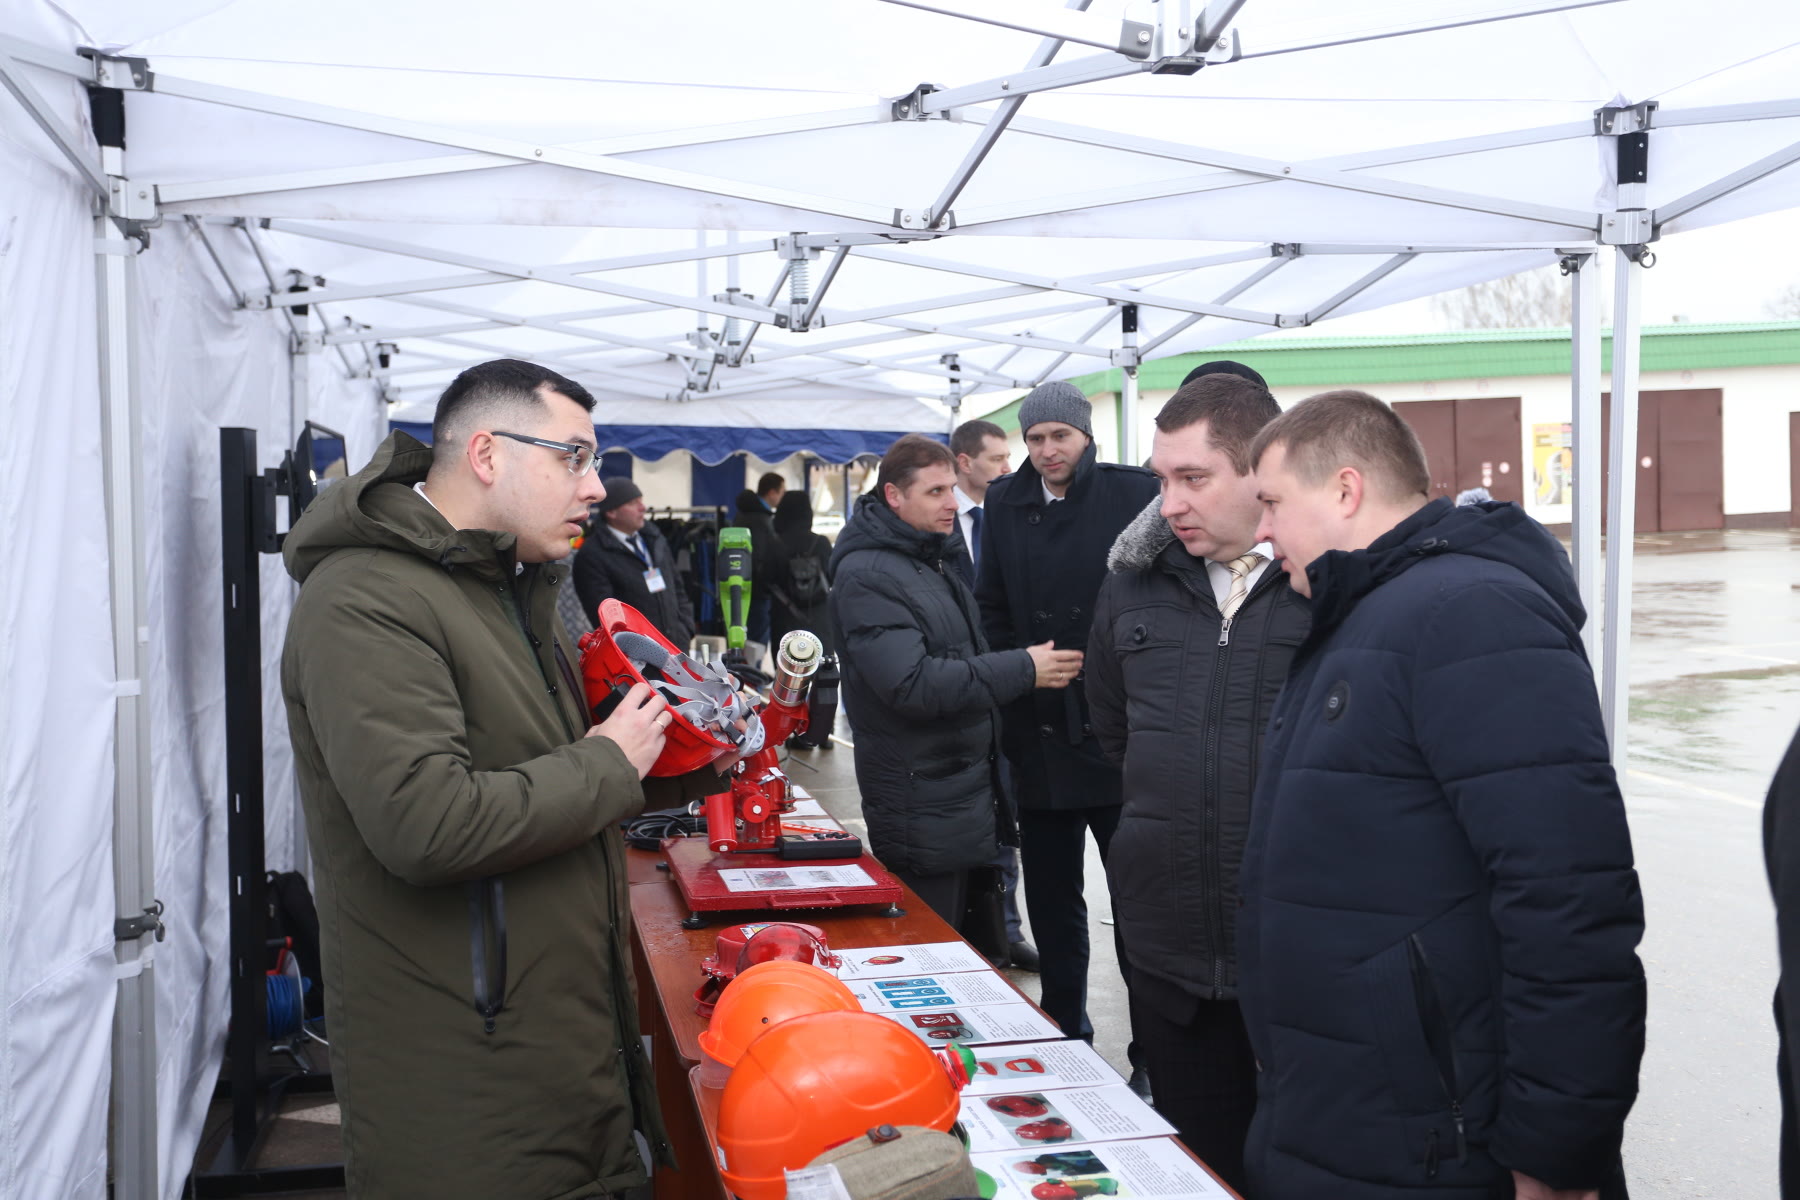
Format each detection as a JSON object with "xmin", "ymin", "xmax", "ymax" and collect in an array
[
  {"xmin": 580, "ymin": 600, "xmax": 822, "ymax": 853},
  {"xmin": 1031, "ymin": 1180, "xmax": 1119, "ymax": 1199},
  {"xmin": 717, "ymin": 1010, "xmax": 964, "ymax": 1200},
  {"xmin": 693, "ymin": 922, "xmax": 841, "ymax": 1017}
]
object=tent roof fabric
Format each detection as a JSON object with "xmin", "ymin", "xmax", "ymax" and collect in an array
[
  {"xmin": 9, "ymin": 0, "xmax": 1800, "ymax": 438},
  {"xmin": 1049, "ymin": 319, "xmax": 1800, "ymax": 398}
]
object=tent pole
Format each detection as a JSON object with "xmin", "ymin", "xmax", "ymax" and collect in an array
[
  {"xmin": 1600, "ymin": 247, "xmax": 1643, "ymax": 762},
  {"xmin": 1567, "ymin": 252, "xmax": 1603, "ymax": 668},
  {"xmin": 1117, "ymin": 304, "xmax": 1139, "ymax": 465},
  {"xmin": 99, "ymin": 216, "xmax": 160, "ymax": 1200}
]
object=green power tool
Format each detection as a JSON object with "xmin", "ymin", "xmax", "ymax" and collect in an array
[{"xmin": 716, "ymin": 525, "xmax": 752, "ymax": 653}]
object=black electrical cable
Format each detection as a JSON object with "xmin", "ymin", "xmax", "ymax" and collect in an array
[{"xmin": 624, "ymin": 806, "xmax": 706, "ymax": 850}]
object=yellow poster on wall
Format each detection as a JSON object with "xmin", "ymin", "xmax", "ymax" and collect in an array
[{"xmin": 1532, "ymin": 423, "xmax": 1573, "ymax": 506}]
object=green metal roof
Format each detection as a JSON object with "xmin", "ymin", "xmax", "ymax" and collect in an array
[{"xmin": 978, "ymin": 321, "xmax": 1800, "ymax": 431}]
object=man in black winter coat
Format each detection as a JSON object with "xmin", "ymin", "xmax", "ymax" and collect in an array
[
  {"xmin": 1087, "ymin": 371, "xmax": 1309, "ymax": 1194},
  {"xmin": 1242, "ymin": 389, "xmax": 1645, "ymax": 1200},
  {"xmin": 1763, "ymin": 723, "xmax": 1800, "ymax": 1194},
  {"xmin": 572, "ymin": 476, "xmax": 694, "ymax": 647},
  {"xmin": 830, "ymin": 435, "xmax": 1082, "ymax": 927},
  {"xmin": 977, "ymin": 382, "xmax": 1159, "ymax": 1047}
]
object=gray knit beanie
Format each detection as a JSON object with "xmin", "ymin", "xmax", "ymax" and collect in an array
[{"xmin": 1017, "ymin": 380, "xmax": 1093, "ymax": 438}]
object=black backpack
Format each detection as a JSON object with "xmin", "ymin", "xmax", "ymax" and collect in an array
[{"xmin": 786, "ymin": 549, "xmax": 829, "ymax": 608}]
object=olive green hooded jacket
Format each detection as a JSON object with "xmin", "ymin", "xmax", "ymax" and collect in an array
[{"xmin": 281, "ymin": 431, "xmax": 688, "ymax": 1199}]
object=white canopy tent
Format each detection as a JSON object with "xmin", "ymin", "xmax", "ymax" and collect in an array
[{"xmin": 4, "ymin": 0, "xmax": 1800, "ymax": 1195}]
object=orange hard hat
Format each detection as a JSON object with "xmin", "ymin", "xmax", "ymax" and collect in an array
[
  {"xmin": 718, "ymin": 1010, "xmax": 963, "ymax": 1200},
  {"xmin": 697, "ymin": 960, "xmax": 860, "ymax": 1071}
]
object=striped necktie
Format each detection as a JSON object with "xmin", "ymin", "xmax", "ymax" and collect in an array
[{"xmin": 1220, "ymin": 552, "xmax": 1264, "ymax": 622}]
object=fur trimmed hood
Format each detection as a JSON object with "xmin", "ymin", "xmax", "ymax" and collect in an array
[{"xmin": 1106, "ymin": 496, "xmax": 1174, "ymax": 572}]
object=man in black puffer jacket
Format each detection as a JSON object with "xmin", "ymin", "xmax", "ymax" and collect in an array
[
  {"xmin": 831, "ymin": 435, "xmax": 1082, "ymax": 927},
  {"xmin": 1241, "ymin": 389, "xmax": 1645, "ymax": 1200},
  {"xmin": 978, "ymin": 382, "xmax": 1158, "ymax": 1049},
  {"xmin": 1087, "ymin": 372, "xmax": 1310, "ymax": 1194}
]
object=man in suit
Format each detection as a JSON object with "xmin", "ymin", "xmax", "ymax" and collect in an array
[
  {"xmin": 573, "ymin": 476, "xmax": 694, "ymax": 648},
  {"xmin": 977, "ymin": 382, "xmax": 1158, "ymax": 1063},
  {"xmin": 951, "ymin": 417, "xmax": 1038, "ymax": 972}
]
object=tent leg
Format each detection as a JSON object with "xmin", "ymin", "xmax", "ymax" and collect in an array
[
  {"xmin": 99, "ymin": 219, "xmax": 160, "ymax": 1200},
  {"xmin": 1117, "ymin": 303, "xmax": 1140, "ymax": 465},
  {"xmin": 1567, "ymin": 252, "xmax": 1603, "ymax": 669},
  {"xmin": 1600, "ymin": 247, "xmax": 1643, "ymax": 764}
]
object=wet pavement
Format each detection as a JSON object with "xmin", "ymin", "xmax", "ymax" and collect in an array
[{"xmin": 801, "ymin": 527, "xmax": 1800, "ymax": 1198}]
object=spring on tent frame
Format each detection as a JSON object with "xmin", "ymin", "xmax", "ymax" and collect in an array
[{"xmin": 790, "ymin": 256, "xmax": 812, "ymax": 306}]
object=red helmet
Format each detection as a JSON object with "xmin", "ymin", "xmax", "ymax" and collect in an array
[
  {"xmin": 695, "ymin": 923, "xmax": 841, "ymax": 1018},
  {"xmin": 1014, "ymin": 1118, "xmax": 1073, "ymax": 1142},
  {"xmin": 987, "ymin": 1095, "xmax": 1050, "ymax": 1119},
  {"xmin": 578, "ymin": 599, "xmax": 754, "ymax": 775}
]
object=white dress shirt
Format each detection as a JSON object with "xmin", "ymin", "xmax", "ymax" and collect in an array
[
  {"xmin": 1205, "ymin": 541, "xmax": 1276, "ymax": 611},
  {"xmin": 954, "ymin": 485, "xmax": 980, "ymax": 553}
]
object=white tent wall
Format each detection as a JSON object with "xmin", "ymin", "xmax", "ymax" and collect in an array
[
  {"xmin": 130, "ymin": 217, "xmax": 383, "ymax": 1197},
  {"xmin": 0, "ymin": 88, "xmax": 120, "ymax": 1200}
]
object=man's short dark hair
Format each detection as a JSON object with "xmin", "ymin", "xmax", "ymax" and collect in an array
[
  {"xmin": 1249, "ymin": 389, "xmax": 1430, "ymax": 503},
  {"xmin": 950, "ymin": 419, "xmax": 1006, "ymax": 460},
  {"xmin": 431, "ymin": 359, "xmax": 594, "ymax": 461},
  {"xmin": 756, "ymin": 472, "xmax": 786, "ymax": 497},
  {"xmin": 1154, "ymin": 373, "xmax": 1282, "ymax": 475},
  {"xmin": 877, "ymin": 434, "xmax": 955, "ymax": 497}
]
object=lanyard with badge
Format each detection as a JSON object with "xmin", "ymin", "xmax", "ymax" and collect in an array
[{"xmin": 630, "ymin": 533, "xmax": 668, "ymax": 594}]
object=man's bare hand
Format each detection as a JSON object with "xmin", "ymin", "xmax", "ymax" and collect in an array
[
  {"xmin": 1027, "ymin": 641, "xmax": 1085, "ymax": 689},
  {"xmin": 587, "ymin": 682, "xmax": 670, "ymax": 780},
  {"xmin": 1513, "ymin": 1171, "xmax": 1598, "ymax": 1200}
]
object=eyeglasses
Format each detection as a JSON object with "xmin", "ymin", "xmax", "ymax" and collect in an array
[{"xmin": 491, "ymin": 430, "xmax": 602, "ymax": 476}]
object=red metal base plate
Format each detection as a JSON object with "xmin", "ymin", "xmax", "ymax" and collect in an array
[{"xmin": 660, "ymin": 837, "xmax": 904, "ymax": 916}]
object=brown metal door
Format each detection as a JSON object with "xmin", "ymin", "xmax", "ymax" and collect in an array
[
  {"xmin": 1395, "ymin": 399, "xmax": 1458, "ymax": 503},
  {"xmin": 1791, "ymin": 412, "xmax": 1800, "ymax": 528},
  {"xmin": 1600, "ymin": 391, "xmax": 1661, "ymax": 533},
  {"xmin": 1453, "ymin": 397, "xmax": 1523, "ymax": 503},
  {"xmin": 1653, "ymin": 389, "xmax": 1724, "ymax": 531}
]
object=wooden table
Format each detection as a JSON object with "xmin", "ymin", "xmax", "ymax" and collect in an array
[{"xmin": 625, "ymin": 843, "xmax": 1241, "ymax": 1200}]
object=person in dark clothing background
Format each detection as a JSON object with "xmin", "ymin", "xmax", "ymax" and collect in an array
[
  {"xmin": 727, "ymin": 478, "xmax": 789, "ymax": 656},
  {"xmin": 572, "ymin": 476, "xmax": 695, "ymax": 649},
  {"xmin": 829, "ymin": 434, "xmax": 1082, "ymax": 927},
  {"xmin": 1764, "ymin": 723, "xmax": 1800, "ymax": 1195},
  {"xmin": 952, "ymin": 417, "xmax": 1039, "ymax": 974},
  {"xmin": 1240, "ymin": 389, "xmax": 1645, "ymax": 1200},
  {"xmin": 771, "ymin": 490, "xmax": 833, "ymax": 651},
  {"xmin": 1086, "ymin": 370, "xmax": 1309, "ymax": 1194},
  {"xmin": 977, "ymin": 381, "xmax": 1158, "ymax": 1073}
]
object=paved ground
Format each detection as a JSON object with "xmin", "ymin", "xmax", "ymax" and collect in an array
[{"xmin": 806, "ymin": 527, "xmax": 1800, "ymax": 1199}]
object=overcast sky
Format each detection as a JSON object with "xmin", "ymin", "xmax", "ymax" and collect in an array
[{"xmin": 1310, "ymin": 208, "xmax": 1800, "ymax": 338}]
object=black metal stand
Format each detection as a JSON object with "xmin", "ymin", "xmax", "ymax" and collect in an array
[{"xmin": 190, "ymin": 427, "xmax": 345, "ymax": 1196}]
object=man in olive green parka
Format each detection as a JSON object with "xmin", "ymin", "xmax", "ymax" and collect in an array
[{"xmin": 282, "ymin": 359, "xmax": 715, "ymax": 1199}]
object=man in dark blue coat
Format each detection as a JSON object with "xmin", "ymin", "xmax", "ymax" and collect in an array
[
  {"xmin": 977, "ymin": 382, "xmax": 1159, "ymax": 1055},
  {"xmin": 1241, "ymin": 389, "xmax": 1645, "ymax": 1200}
]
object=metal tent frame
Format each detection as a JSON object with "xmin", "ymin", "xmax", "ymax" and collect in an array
[{"xmin": 6, "ymin": 1, "xmax": 1800, "ymax": 1194}]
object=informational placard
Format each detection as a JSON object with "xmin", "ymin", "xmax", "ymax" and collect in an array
[
  {"xmin": 877, "ymin": 1003, "xmax": 1063, "ymax": 1047},
  {"xmin": 848, "ymin": 971, "xmax": 1019, "ymax": 1013},
  {"xmin": 973, "ymin": 1137, "xmax": 1233, "ymax": 1199},
  {"xmin": 715, "ymin": 864, "xmax": 872, "ymax": 893},
  {"xmin": 960, "ymin": 1038, "xmax": 1121, "ymax": 1096},
  {"xmin": 957, "ymin": 1085, "xmax": 1174, "ymax": 1154},
  {"xmin": 835, "ymin": 941, "xmax": 995, "ymax": 981}
]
